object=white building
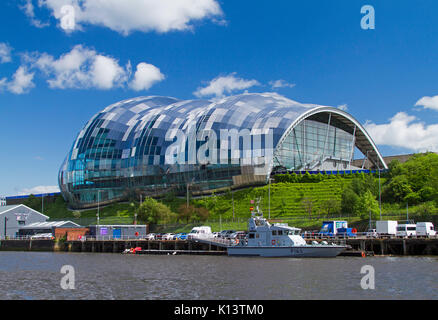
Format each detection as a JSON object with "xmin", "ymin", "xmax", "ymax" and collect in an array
[
  {"xmin": 0, "ymin": 204, "xmax": 49, "ymax": 238},
  {"xmin": 0, "ymin": 196, "xmax": 6, "ymax": 206}
]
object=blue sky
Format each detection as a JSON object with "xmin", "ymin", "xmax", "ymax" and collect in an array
[{"xmin": 1, "ymin": 0, "xmax": 438, "ymax": 196}]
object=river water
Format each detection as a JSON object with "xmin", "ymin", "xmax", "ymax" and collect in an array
[{"xmin": 0, "ymin": 252, "xmax": 436, "ymax": 300}]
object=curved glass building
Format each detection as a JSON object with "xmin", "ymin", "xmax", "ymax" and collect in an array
[{"xmin": 59, "ymin": 93, "xmax": 387, "ymax": 209}]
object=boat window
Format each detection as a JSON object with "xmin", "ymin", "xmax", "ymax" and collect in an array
[
  {"xmin": 407, "ymin": 227, "xmax": 416, "ymax": 231},
  {"xmin": 272, "ymin": 230, "xmax": 277, "ymax": 236},
  {"xmin": 249, "ymin": 233, "xmax": 255, "ymax": 239},
  {"xmin": 277, "ymin": 230, "xmax": 283, "ymax": 236},
  {"xmin": 256, "ymin": 234, "xmax": 260, "ymax": 238}
]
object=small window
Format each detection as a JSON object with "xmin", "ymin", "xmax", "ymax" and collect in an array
[
  {"xmin": 18, "ymin": 221, "xmax": 25, "ymax": 225},
  {"xmin": 249, "ymin": 233, "xmax": 255, "ymax": 239},
  {"xmin": 278, "ymin": 230, "xmax": 283, "ymax": 236}
]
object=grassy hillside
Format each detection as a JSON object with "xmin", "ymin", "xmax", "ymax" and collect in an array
[
  {"xmin": 22, "ymin": 172, "xmax": 438, "ymax": 232},
  {"xmin": 191, "ymin": 179, "xmax": 353, "ymax": 220}
]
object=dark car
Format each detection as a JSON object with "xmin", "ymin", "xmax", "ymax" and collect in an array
[
  {"xmin": 155, "ymin": 233, "xmax": 166, "ymax": 240},
  {"xmin": 229, "ymin": 231, "xmax": 247, "ymax": 240},
  {"xmin": 219, "ymin": 230, "xmax": 236, "ymax": 239}
]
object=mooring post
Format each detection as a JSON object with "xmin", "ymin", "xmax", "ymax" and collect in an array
[
  {"xmin": 360, "ymin": 240, "xmax": 365, "ymax": 251},
  {"xmin": 403, "ymin": 239, "xmax": 407, "ymax": 255}
]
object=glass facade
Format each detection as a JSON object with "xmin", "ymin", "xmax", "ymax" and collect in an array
[
  {"xmin": 273, "ymin": 119, "xmax": 355, "ymax": 171},
  {"xmin": 59, "ymin": 93, "xmax": 384, "ymax": 209}
]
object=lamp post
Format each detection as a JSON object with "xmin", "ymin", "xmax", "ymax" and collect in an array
[
  {"xmin": 186, "ymin": 183, "xmax": 189, "ymax": 208},
  {"xmin": 268, "ymin": 177, "xmax": 273, "ymax": 220},
  {"xmin": 232, "ymin": 190, "xmax": 235, "ymax": 221},
  {"xmin": 41, "ymin": 193, "xmax": 44, "ymax": 214},
  {"xmin": 378, "ymin": 163, "xmax": 382, "ymax": 221},
  {"xmin": 4, "ymin": 216, "xmax": 8, "ymax": 238},
  {"xmin": 97, "ymin": 190, "xmax": 101, "ymax": 226}
]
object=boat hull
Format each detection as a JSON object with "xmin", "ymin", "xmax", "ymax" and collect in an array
[{"xmin": 227, "ymin": 245, "xmax": 347, "ymax": 257}]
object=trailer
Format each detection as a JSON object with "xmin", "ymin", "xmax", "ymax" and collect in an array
[
  {"xmin": 318, "ymin": 221, "xmax": 357, "ymax": 238},
  {"xmin": 376, "ymin": 220, "xmax": 397, "ymax": 238}
]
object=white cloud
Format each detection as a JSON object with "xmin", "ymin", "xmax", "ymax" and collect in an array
[
  {"xmin": 6, "ymin": 66, "xmax": 35, "ymax": 94},
  {"xmin": 31, "ymin": 45, "xmax": 123, "ymax": 89},
  {"xmin": 364, "ymin": 112, "xmax": 438, "ymax": 152},
  {"xmin": 21, "ymin": 0, "xmax": 50, "ymax": 28},
  {"xmin": 338, "ymin": 104, "xmax": 348, "ymax": 111},
  {"xmin": 415, "ymin": 95, "xmax": 438, "ymax": 111},
  {"xmin": 90, "ymin": 55, "xmax": 128, "ymax": 89},
  {"xmin": 129, "ymin": 62, "xmax": 165, "ymax": 91},
  {"xmin": 0, "ymin": 42, "xmax": 12, "ymax": 63},
  {"xmin": 26, "ymin": 45, "xmax": 163, "ymax": 91},
  {"xmin": 269, "ymin": 79, "xmax": 295, "ymax": 89},
  {"xmin": 194, "ymin": 73, "xmax": 260, "ymax": 98},
  {"xmin": 37, "ymin": 0, "xmax": 223, "ymax": 35},
  {"xmin": 20, "ymin": 185, "xmax": 60, "ymax": 195}
]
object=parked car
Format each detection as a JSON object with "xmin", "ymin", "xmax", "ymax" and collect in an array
[
  {"xmin": 366, "ymin": 229, "xmax": 378, "ymax": 238},
  {"xmin": 212, "ymin": 232, "xmax": 220, "ymax": 238},
  {"xmin": 173, "ymin": 233, "xmax": 188, "ymax": 240},
  {"xmin": 145, "ymin": 233, "xmax": 156, "ymax": 240},
  {"xmin": 218, "ymin": 230, "xmax": 236, "ymax": 239},
  {"xmin": 162, "ymin": 233, "xmax": 175, "ymax": 240},
  {"xmin": 229, "ymin": 231, "xmax": 247, "ymax": 240},
  {"xmin": 154, "ymin": 233, "xmax": 166, "ymax": 240}
]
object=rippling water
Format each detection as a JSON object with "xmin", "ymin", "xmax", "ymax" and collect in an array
[{"xmin": 0, "ymin": 252, "xmax": 436, "ymax": 300}]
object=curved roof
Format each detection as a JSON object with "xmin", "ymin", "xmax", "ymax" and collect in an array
[{"xmin": 63, "ymin": 92, "xmax": 386, "ymax": 172}]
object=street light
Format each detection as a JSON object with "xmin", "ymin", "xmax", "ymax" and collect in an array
[
  {"xmin": 377, "ymin": 162, "xmax": 382, "ymax": 220},
  {"xmin": 97, "ymin": 190, "xmax": 101, "ymax": 226},
  {"xmin": 268, "ymin": 177, "xmax": 273, "ymax": 220},
  {"xmin": 4, "ymin": 216, "xmax": 8, "ymax": 239}
]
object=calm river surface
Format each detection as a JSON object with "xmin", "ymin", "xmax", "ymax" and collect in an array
[{"xmin": 0, "ymin": 252, "xmax": 436, "ymax": 300}]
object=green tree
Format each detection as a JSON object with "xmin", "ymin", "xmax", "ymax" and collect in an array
[
  {"xmin": 321, "ymin": 198, "xmax": 341, "ymax": 218},
  {"xmin": 72, "ymin": 211, "xmax": 81, "ymax": 218},
  {"xmin": 357, "ymin": 190, "xmax": 380, "ymax": 220},
  {"xmin": 382, "ymin": 175, "xmax": 414, "ymax": 203},
  {"xmin": 178, "ymin": 204, "xmax": 195, "ymax": 223},
  {"xmin": 23, "ymin": 194, "xmax": 41, "ymax": 211},
  {"xmin": 137, "ymin": 197, "xmax": 176, "ymax": 225},
  {"xmin": 414, "ymin": 202, "xmax": 437, "ymax": 218},
  {"xmin": 341, "ymin": 187, "xmax": 359, "ymax": 216},
  {"xmin": 194, "ymin": 207, "xmax": 210, "ymax": 222}
]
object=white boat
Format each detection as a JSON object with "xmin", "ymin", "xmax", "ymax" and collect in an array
[{"xmin": 227, "ymin": 205, "xmax": 347, "ymax": 258}]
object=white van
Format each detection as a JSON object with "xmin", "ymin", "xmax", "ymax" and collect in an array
[
  {"xmin": 396, "ymin": 224, "xmax": 416, "ymax": 238},
  {"xmin": 187, "ymin": 226, "xmax": 213, "ymax": 240},
  {"xmin": 416, "ymin": 222, "xmax": 436, "ymax": 237}
]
